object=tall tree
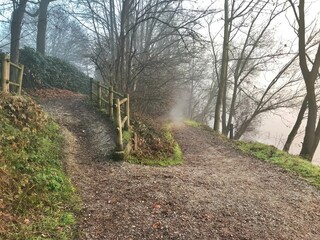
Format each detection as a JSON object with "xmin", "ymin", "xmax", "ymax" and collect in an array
[
  {"xmin": 213, "ymin": 0, "xmax": 229, "ymax": 132},
  {"xmin": 202, "ymin": 0, "xmax": 289, "ymax": 138},
  {"xmin": 75, "ymin": 0, "xmax": 209, "ymax": 115},
  {"xmin": 288, "ymin": 0, "xmax": 320, "ymax": 160}
]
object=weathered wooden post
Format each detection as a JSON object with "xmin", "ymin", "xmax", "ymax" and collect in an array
[
  {"xmin": 230, "ymin": 123, "xmax": 234, "ymax": 140},
  {"xmin": 1, "ymin": 54, "xmax": 10, "ymax": 93},
  {"xmin": 109, "ymin": 86, "xmax": 114, "ymax": 120},
  {"xmin": 97, "ymin": 81, "xmax": 102, "ymax": 108},
  {"xmin": 89, "ymin": 78, "xmax": 93, "ymax": 101},
  {"xmin": 17, "ymin": 64, "xmax": 24, "ymax": 95},
  {"xmin": 125, "ymin": 93, "xmax": 130, "ymax": 130},
  {"xmin": 115, "ymin": 98, "xmax": 123, "ymax": 151}
]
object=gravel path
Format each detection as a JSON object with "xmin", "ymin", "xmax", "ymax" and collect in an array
[{"xmin": 40, "ymin": 95, "xmax": 320, "ymax": 240}]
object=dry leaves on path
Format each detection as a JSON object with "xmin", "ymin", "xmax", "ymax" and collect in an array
[{"xmin": 39, "ymin": 95, "xmax": 320, "ymax": 240}]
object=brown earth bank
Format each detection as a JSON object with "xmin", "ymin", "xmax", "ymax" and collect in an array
[{"xmin": 38, "ymin": 93, "xmax": 320, "ymax": 240}]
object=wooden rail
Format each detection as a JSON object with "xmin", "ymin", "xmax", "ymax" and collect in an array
[
  {"xmin": 1, "ymin": 53, "xmax": 24, "ymax": 95},
  {"xmin": 90, "ymin": 78, "xmax": 130, "ymax": 152}
]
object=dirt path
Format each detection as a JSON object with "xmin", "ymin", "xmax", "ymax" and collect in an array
[{"xmin": 40, "ymin": 95, "xmax": 320, "ymax": 240}]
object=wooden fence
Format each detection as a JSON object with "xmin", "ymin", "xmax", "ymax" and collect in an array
[
  {"xmin": 1, "ymin": 53, "xmax": 24, "ymax": 95},
  {"xmin": 90, "ymin": 78, "xmax": 130, "ymax": 152}
]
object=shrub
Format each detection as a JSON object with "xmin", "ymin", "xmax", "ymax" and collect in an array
[{"xmin": 19, "ymin": 47, "xmax": 90, "ymax": 93}]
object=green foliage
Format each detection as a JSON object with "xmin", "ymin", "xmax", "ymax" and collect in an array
[
  {"xmin": 20, "ymin": 47, "xmax": 90, "ymax": 93},
  {"xmin": 0, "ymin": 93, "xmax": 79, "ymax": 239},
  {"xmin": 122, "ymin": 130, "xmax": 131, "ymax": 145},
  {"xmin": 236, "ymin": 141, "xmax": 320, "ymax": 187}
]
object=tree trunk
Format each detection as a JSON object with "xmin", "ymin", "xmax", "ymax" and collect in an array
[
  {"xmin": 214, "ymin": 0, "xmax": 229, "ymax": 132},
  {"xmin": 10, "ymin": 0, "xmax": 28, "ymax": 64},
  {"xmin": 109, "ymin": 0, "xmax": 116, "ymax": 86},
  {"xmin": 292, "ymin": 0, "xmax": 320, "ymax": 161},
  {"xmin": 36, "ymin": 0, "xmax": 52, "ymax": 55},
  {"xmin": 283, "ymin": 96, "xmax": 307, "ymax": 152},
  {"xmin": 234, "ymin": 115, "xmax": 256, "ymax": 140},
  {"xmin": 300, "ymin": 86, "xmax": 317, "ymax": 160},
  {"xmin": 227, "ymin": 77, "xmax": 238, "ymax": 136},
  {"xmin": 116, "ymin": 0, "xmax": 130, "ymax": 91},
  {"xmin": 222, "ymin": 84, "xmax": 228, "ymax": 135},
  {"xmin": 310, "ymin": 99, "xmax": 320, "ymax": 158}
]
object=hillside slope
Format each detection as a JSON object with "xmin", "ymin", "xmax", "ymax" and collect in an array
[{"xmin": 0, "ymin": 93, "xmax": 78, "ymax": 239}]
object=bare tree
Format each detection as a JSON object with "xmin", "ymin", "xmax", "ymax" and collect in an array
[
  {"xmin": 288, "ymin": 0, "xmax": 320, "ymax": 160},
  {"xmin": 198, "ymin": 0, "xmax": 293, "ymax": 139},
  {"xmin": 71, "ymin": 0, "xmax": 210, "ymax": 115}
]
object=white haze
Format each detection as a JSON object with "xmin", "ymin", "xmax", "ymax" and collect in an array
[{"xmin": 248, "ymin": 110, "xmax": 320, "ymax": 166}]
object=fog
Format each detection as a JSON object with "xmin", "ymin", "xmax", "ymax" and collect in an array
[
  {"xmin": 244, "ymin": 110, "xmax": 320, "ymax": 166},
  {"xmin": 170, "ymin": 94, "xmax": 320, "ymax": 166}
]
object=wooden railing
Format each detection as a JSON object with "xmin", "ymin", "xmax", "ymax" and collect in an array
[
  {"xmin": 90, "ymin": 78, "xmax": 130, "ymax": 152},
  {"xmin": 1, "ymin": 53, "xmax": 24, "ymax": 95}
]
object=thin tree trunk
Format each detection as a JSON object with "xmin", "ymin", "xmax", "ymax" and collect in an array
[
  {"xmin": 222, "ymin": 84, "xmax": 228, "ymax": 135},
  {"xmin": 109, "ymin": 0, "xmax": 116, "ymax": 85},
  {"xmin": 226, "ymin": 78, "xmax": 238, "ymax": 136},
  {"xmin": 283, "ymin": 96, "xmax": 307, "ymax": 152},
  {"xmin": 214, "ymin": 0, "xmax": 229, "ymax": 132}
]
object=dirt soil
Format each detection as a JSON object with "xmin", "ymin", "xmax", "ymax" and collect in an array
[{"xmin": 38, "ymin": 93, "xmax": 320, "ymax": 240}]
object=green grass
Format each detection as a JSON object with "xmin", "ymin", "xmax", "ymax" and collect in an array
[
  {"xmin": 122, "ymin": 130, "xmax": 131, "ymax": 145},
  {"xmin": 235, "ymin": 141, "xmax": 320, "ymax": 187},
  {"xmin": 184, "ymin": 119, "xmax": 203, "ymax": 128},
  {"xmin": 128, "ymin": 123, "xmax": 183, "ymax": 166},
  {"xmin": 0, "ymin": 95, "xmax": 79, "ymax": 239}
]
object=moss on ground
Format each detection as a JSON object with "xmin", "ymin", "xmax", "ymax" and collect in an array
[{"xmin": 236, "ymin": 141, "xmax": 320, "ymax": 188}]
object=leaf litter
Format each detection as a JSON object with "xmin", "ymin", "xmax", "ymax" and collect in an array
[{"xmin": 37, "ymin": 91, "xmax": 320, "ymax": 240}]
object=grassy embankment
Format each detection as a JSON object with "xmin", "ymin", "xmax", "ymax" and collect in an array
[
  {"xmin": 185, "ymin": 120, "xmax": 320, "ymax": 188},
  {"xmin": 236, "ymin": 141, "xmax": 320, "ymax": 187},
  {"xmin": 0, "ymin": 93, "xmax": 79, "ymax": 239}
]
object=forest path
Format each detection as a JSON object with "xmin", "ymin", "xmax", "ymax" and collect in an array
[{"xmin": 39, "ymin": 94, "xmax": 320, "ymax": 240}]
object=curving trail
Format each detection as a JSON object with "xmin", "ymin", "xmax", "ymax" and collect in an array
[{"xmin": 40, "ymin": 94, "xmax": 320, "ymax": 240}]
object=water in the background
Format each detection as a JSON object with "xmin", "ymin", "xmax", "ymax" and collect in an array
[{"xmin": 243, "ymin": 109, "xmax": 320, "ymax": 166}]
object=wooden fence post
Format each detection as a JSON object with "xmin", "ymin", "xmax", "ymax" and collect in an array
[
  {"xmin": 115, "ymin": 98, "xmax": 123, "ymax": 151},
  {"xmin": 109, "ymin": 86, "xmax": 114, "ymax": 120},
  {"xmin": 98, "ymin": 81, "xmax": 102, "ymax": 108},
  {"xmin": 17, "ymin": 64, "xmax": 24, "ymax": 95},
  {"xmin": 1, "ymin": 54, "xmax": 10, "ymax": 93},
  {"xmin": 125, "ymin": 93, "xmax": 130, "ymax": 130},
  {"xmin": 90, "ymin": 78, "xmax": 93, "ymax": 101}
]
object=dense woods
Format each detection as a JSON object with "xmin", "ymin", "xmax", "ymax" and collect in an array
[{"xmin": 1, "ymin": 0, "xmax": 320, "ymax": 161}]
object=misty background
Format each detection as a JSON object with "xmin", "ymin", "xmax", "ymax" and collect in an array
[{"xmin": 2, "ymin": 0, "xmax": 320, "ymax": 164}]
